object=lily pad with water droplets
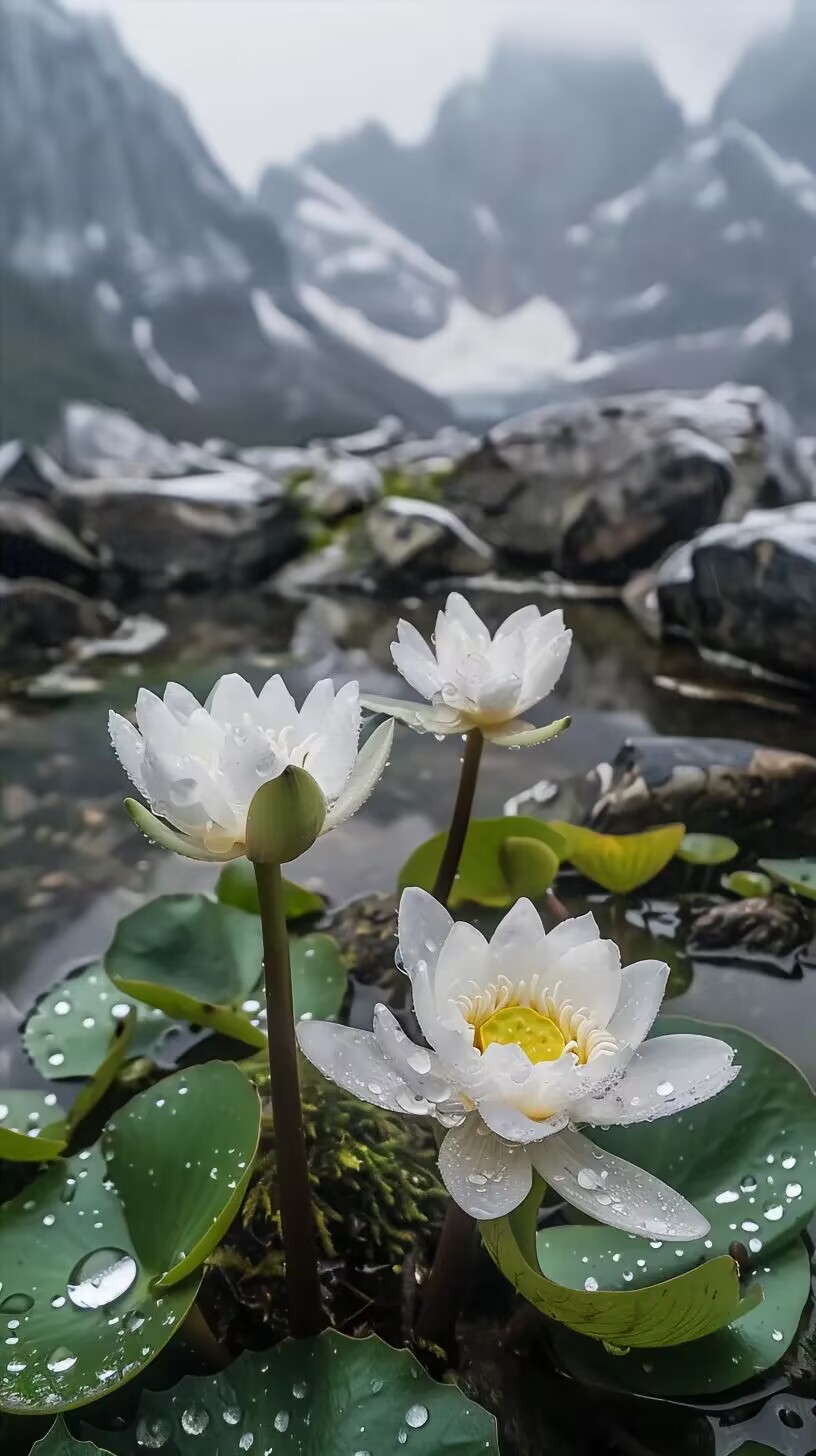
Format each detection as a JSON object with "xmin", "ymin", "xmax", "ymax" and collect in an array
[
  {"xmin": 723, "ymin": 871, "xmax": 773, "ymax": 899},
  {"xmin": 104, "ymin": 895, "xmax": 267, "ymax": 1050},
  {"xmin": 677, "ymin": 833, "xmax": 739, "ymax": 866},
  {"xmin": 0, "ymin": 1090, "xmax": 67, "ymax": 1163},
  {"xmin": 23, "ymin": 962, "xmax": 177, "ymax": 1081},
  {"xmin": 85, "ymin": 1333, "xmax": 500, "ymax": 1454},
  {"xmin": 216, "ymin": 861, "xmax": 325, "ymax": 923},
  {"xmin": 399, "ymin": 816, "xmax": 565, "ymax": 908},
  {"xmin": 481, "ymin": 1176, "xmax": 752, "ymax": 1350},
  {"xmin": 33, "ymin": 1417, "xmax": 114, "ymax": 1455},
  {"xmin": 757, "ymin": 857, "xmax": 816, "ymax": 902},
  {"xmin": 547, "ymin": 821, "xmax": 686, "ymax": 894},
  {"xmin": 529, "ymin": 1017, "xmax": 816, "ymax": 1394},
  {"xmin": 0, "ymin": 1062, "xmax": 261, "ymax": 1414}
]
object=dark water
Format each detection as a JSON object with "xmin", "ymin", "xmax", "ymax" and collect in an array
[{"xmin": 2, "ymin": 585, "xmax": 815, "ymax": 1091}]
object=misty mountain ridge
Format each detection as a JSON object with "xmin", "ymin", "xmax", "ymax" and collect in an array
[{"xmin": 2, "ymin": 0, "xmax": 815, "ymax": 441}]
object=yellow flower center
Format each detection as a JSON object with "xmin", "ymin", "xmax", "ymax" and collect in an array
[{"xmin": 476, "ymin": 1005, "xmax": 566, "ymax": 1064}]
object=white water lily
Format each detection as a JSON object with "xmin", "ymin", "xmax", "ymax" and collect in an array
[
  {"xmin": 361, "ymin": 593, "xmax": 572, "ymax": 747},
  {"xmin": 298, "ymin": 890, "xmax": 738, "ymax": 1238},
  {"xmin": 109, "ymin": 673, "xmax": 393, "ymax": 861}
]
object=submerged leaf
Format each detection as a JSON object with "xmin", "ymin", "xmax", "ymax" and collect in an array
[
  {"xmin": 87, "ymin": 1333, "xmax": 499, "ymax": 1454},
  {"xmin": 549, "ymin": 821, "xmax": 686, "ymax": 893},
  {"xmin": 722, "ymin": 871, "xmax": 774, "ymax": 899},
  {"xmin": 399, "ymin": 817, "xmax": 565, "ymax": 908},
  {"xmin": 758, "ymin": 857, "xmax": 816, "ymax": 901},
  {"xmin": 216, "ymin": 861, "xmax": 325, "ymax": 922},
  {"xmin": 677, "ymin": 833, "xmax": 739, "ymax": 866}
]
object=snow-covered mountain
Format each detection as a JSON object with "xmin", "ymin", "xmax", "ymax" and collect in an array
[{"xmin": 0, "ymin": 0, "xmax": 449, "ymax": 442}]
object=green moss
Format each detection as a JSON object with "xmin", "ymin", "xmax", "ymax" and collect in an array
[{"xmin": 380, "ymin": 467, "xmax": 448, "ymax": 504}]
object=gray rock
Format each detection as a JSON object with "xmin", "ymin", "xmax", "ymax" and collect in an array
[
  {"xmin": 585, "ymin": 735, "xmax": 816, "ymax": 845},
  {"xmin": 0, "ymin": 441, "xmax": 69, "ymax": 500},
  {"xmin": 657, "ymin": 502, "xmax": 816, "ymax": 682},
  {"xmin": 361, "ymin": 496, "xmax": 493, "ymax": 589},
  {"xmin": 691, "ymin": 896, "xmax": 812, "ymax": 956},
  {"xmin": 69, "ymin": 484, "xmax": 303, "ymax": 592},
  {"xmin": 55, "ymin": 402, "xmax": 224, "ymax": 480},
  {"xmin": 444, "ymin": 385, "xmax": 816, "ymax": 584},
  {"xmin": 295, "ymin": 455, "xmax": 383, "ymax": 521},
  {"xmin": 0, "ymin": 494, "xmax": 100, "ymax": 588},
  {"xmin": 0, "ymin": 577, "xmax": 119, "ymax": 664}
]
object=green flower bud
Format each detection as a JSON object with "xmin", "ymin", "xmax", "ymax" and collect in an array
[{"xmin": 246, "ymin": 765, "xmax": 326, "ymax": 865}]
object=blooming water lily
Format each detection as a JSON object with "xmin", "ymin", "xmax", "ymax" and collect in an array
[
  {"xmin": 109, "ymin": 673, "xmax": 393, "ymax": 861},
  {"xmin": 299, "ymin": 890, "xmax": 738, "ymax": 1238},
  {"xmin": 362, "ymin": 593, "xmax": 572, "ymax": 747}
]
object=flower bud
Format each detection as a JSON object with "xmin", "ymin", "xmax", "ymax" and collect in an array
[{"xmin": 246, "ymin": 765, "xmax": 326, "ymax": 865}]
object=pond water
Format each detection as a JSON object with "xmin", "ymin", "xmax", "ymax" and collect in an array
[{"xmin": 2, "ymin": 584, "xmax": 816, "ymax": 1095}]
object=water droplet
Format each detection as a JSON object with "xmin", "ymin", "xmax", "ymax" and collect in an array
[
  {"xmin": 772, "ymin": 1328, "xmax": 784, "ymax": 1342},
  {"xmin": 179, "ymin": 1405, "xmax": 209, "ymax": 1436},
  {"xmin": 54, "ymin": 1000, "xmax": 71, "ymax": 1017},
  {"xmin": 739, "ymin": 1174, "xmax": 757, "ymax": 1193},
  {"xmin": 405, "ymin": 1403, "xmax": 428, "ymax": 1429},
  {"xmin": 0, "ymin": 1105, "xmax": 7, "ymax": 1122},
  {"xmin": 47, "ymin": 1347, "xmax": 77, "ymax": 1375},
  {"xmin": 577, "ymin": 1167, "xmax": 605, "ymax": 1191},
  {"xmin": 222, "ymin": 1406, "xmax": 242, "ymax": 1425},
  {"xmin": 369, "ymin": 1378, "xmax": 384, "ymax": 1394},
  {"xmin": 407, "ymin": 1048, "xmax": 432, "ymax": 1076},
  {"xmin": 42, "ymin": 1214, "xmax": 55, "ymax": 1228},
  {"xmin": 584, "ymin": 1277, "xmax": 599, "ymax": 1292},
  {"xmin": 6, "ymin": 1359, "xmax": 26, "ymax": 1375},
  {"xmin": 292, "ymin": 1381, "xmax": 307, "ymax": 1399},
  {"xmin": 111, "ymin": 1003, "xmax": 131, "ymax": 1019},
  {"xmin": 715, "ymin": 1189, "xmax": 739, "ymax": 1204},
  {"xmin": 656, "ymin": 1081, "xmax": 674, "ymax": 1097},
  {"xmin": 622, "ymin": 1270, "xmax": 634, "ymax": 1282},
  {"xmin": 467, "ymin": 1173, "xmax": 487, "ymax": 1188},
  {"xmin": 67, "ymin": 1249, "xmax": 137, "ymax": 1309},
  {"xmin": 238, "ymin": 1436, "xmax": 254, "ymax": 1451},
  {"xmin": 785, "ymin": 1182, "xmax": 802, "ymax": 1199},
  {"xmin": 778, "ymin": 1408, "xmax": 804, "ymax": 1430},
  {"xmin": 749, "ymin": 1237, "xmax": 763, "ymax": 1254},
  {"xmin": 764, "ymin": 1202, "xmax": 784, "ymax": 1222},
  {"xmin": 125, "ymin": 1310, "xmax": 146, "ymax": 1333},
  {"xmin": 741, "ymin": 1220, "xmax": 760, "ymax": 1233},
  {"xmin": 136, "ymin": 1415, "xmax": 171, "ymax": 1448},
  {"xmin": 274, "ymin": 1410, "xmax": 290, "ymax": 1433},
  {"xmin": 781, "ymin": 1153, "xmax": 797, "ymax": 1170},
  {"xmin": 48, "ymin": 1052, "xmax": 65, "ymax": 1068},
  {"xmin": 51, "ymin": 1296, "xmax": 66, "ymax": 1309},
  {"xmin": 0, "ymin": 1294, "xmax": 33, "ymax": 1315},
  {"xmin": 82, "ymin": 1016, "xmax": 96, "ymax": 1030}
]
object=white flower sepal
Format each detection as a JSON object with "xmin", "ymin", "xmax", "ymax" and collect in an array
[
  {"xmin": 298, "ymin": 890, "xmax": 739, "ymax": 1239},
  {"xmin": 361, "ymin": 594, "xmax": 572, "ymax": 746},
  {"xmin": 110, "ymin": 673, "xmax": 393, "ymax": 862}
]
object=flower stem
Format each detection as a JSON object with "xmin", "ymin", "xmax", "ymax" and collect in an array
[
  {"xmin": 415, "ymin": 1198, "xmax": 476, "ymax": 1354},
  {"xmin": 431, "ymin": 728, "xmax": 484, "ymax": 907},
  {"xmin": 253, "ymin": 860, "xmax": 326, "ymax": 1338}
]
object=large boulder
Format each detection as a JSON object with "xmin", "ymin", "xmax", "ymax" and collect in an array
[
  {"xmin": 657, "ymin": 502, "xmax": 816, "ymax": 683},
  {"xmin": 67, "ymin": 480, "xmax": 303, "ymax": 593},
  {"xmin": 0, "ymin": 494, "xmax": 100, "ymax": 589},
  {"xmin": 0, "ymin": 577, "xmax": 119, "ymax": 665},
  {"xmin": 54, "ymin": 402, "xmax": 222, "ymax": 481},
  {"xmin": 443, "ymin": 385, "xmax": 816, "ymax": 584},
  {"xmin": 360, "ymin": 497, "xmax": 493, "ymax": 591}
]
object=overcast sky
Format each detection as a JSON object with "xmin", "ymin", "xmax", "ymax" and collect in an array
[{"xmin": 65, "ymin": 0, "xmax": 793, "ymax": 190}]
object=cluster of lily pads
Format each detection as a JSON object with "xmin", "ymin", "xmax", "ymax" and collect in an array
[{"xmin": 3, "ymin": 593, "xmax": 814, "ymax": 1455}]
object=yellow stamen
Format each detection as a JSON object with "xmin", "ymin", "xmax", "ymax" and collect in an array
[{"xmin": 476, "ymin": 1005, "xmax": 566, "ymax": 1064}]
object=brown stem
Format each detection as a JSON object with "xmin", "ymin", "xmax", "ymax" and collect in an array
[
  {"xmin": 431, "ymin": 728, "xmax": 484, "ymax": 907},
  {"xmin": 415, "ymin": 1198, "xmax": 476, "ymax": 1353},
  {"xmin": 182, "ymin": 1302, "xmax": 232, "ymax": 1370},
  {"xmin": 254, "ymin": 860, "xmax": 326, "ymax": 1338},
  {"xmin": 545, "ymin": 888, "xmax": 570, "ymax": 923}
]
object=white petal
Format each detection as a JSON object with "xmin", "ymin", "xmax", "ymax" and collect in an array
[
  {"xmin": 487, "ymin": 898, "xmax": 546, "ymax": 980},
  {"xmin": 550, "ymin": 937, "xmax": 622, "ymax": 1025},
  {"xmin": 124, "ymin": 799, "xmax": 242, "ymax": 861},
  {"xmin": 482, "ymin": 715, "xmax": 571, "ymax": 749},
  {"xmin": 442, "ymin": 593, "xmax": 491, "ymax": 646},
  {"xmin": 397, "ymin": 887, "xmax": 453, "ymax": 980},
  {"xmin": 297, "ymin": 678, "xmax": 337, "ymax": 738},
  {"xmin": 478, "ymin": 1099, "xmax": 568, "ymax": 1144},
  {"xmin": 494, "ymin": 605, "xmax": 542, "ymax": 639},
  {"xmin": 296, "ymin": 1020, "xmax": 430, "ymax": 1115},
  {"xmin": 541, "ymin": 912, "xmax": 600, "ymax": 962},
  {"xmin": 109, "ymin": 712, "xmax": 147, "ymax": 797},
  {"xmin": 135, "ymin": 687, "xmax": 186, "ymax": 751},
  {"xmin": 396, "ymin": 618, "xmax": 437, "ymax": 662},
  {"xmin": 531, "ymin": 1128, "xmax": 710, "ymax": 1240},
  {"xmin": 359, "ymin": 694, "xmax": 465, "ymax": 735},
  {"xmin": 575, "ymin": 1034, "xmax": 737, "ymax": 1127},
  {"xmin": 372, "ymin": 1005, "xmax": 453, "ymax": 1103},
  {"xmin": 391, "ymin": 625, "xmax": 441, "ymax": 700},
  {"xmin": 606, "ymin": 961, "xmax": 669, "ymax": 1050},
  {"xmin": 303, "ymin": 681, "xmax": 361, "ymax": 801},
  {"xmin": 205, "ymin": 673, "xmax": 257, "ymax": 726},
  {"xmin": 163, "ymin": 682, "xmax": 202, "ymax": 723},
  {"xmin": 438, "ymin": 1113, "xmax": 533, "ymax": 1219},
  {"xmin": 515, "ymin": 630, "xmax": 572, "ymax": 715},
  {"xmin": 322, "ymin": 719, "xmax": 393, "ymax": 831},
  {"xmin": 434, "ymin": 920, "xmax": 491, "ymax": 1007},
  {"xmin": 258, "ymin": 674, "xmax": 298, "ymax": 730}
]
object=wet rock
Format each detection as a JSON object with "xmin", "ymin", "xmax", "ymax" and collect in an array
[
  {"xmin": 54, "ymin": 401, "xmax": 222, "ymax": 479},
  {"xmin": 327, "ymin": 891, "xmax": 399, "ymax": 991},
  {"xmin": 0, "ymin": 496, "xmax": 100, "ymax": 589},
  {"xmin": 66, "ymin": 484, "xmax": 303, "ymax": 592},
  {"xmin": 0, "ymin": 578, "xmax": 119, "ymax": 664},
  {"xmin": 332, "ymin": 414, "xmax": 404, "ymax": 455},
  {"xmin": 657, "ymin": 502, "xmax": 816, "ymax": 683},
  {"xmin": 295, "ymin": 454, "xmax": 383, "ymax": 520},
  {"xmin": 359, "ymin": 496, "xmax": 493, "ymax": 590},
  {"xmin": 582, "ymin": 736, "xmax": 816, "ymax": 846},
  {"xmin": 443, "ymin": 385, "xmax": 815, "ymax": 584},
  {"xmin": 691, "ymin": 895, "xmax": 812, "ymax": 955},
  {"xmin": 0, "ymin": 441, "xmax": 69, "ymax": 501},
  {"xmin": 74, "ymin": 613, "xmax": 167, "ymax": 662}
]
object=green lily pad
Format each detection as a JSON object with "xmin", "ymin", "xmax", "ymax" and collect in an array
[
  {"xmin": 23, "ymin": 962, "xmax": 176, "ymax": 1081},
  {"xmin": 0, "ymin": 1091, "xmax": 66, "ymax": 1163},
  {"xmin": 399, "ymin": 817, "xmax": 565, "ymax": 908},
  {"xmin": 677, "ymin": 833, "xmax": 739, "ymax": 866},
  {"xmin": 533, "ymin": 1017, "xmax": 816, "ymax": 1394},
  {"xmin": 0, "ymin": 1062, "xmax": 261, "ymax": 1414},
  {"xmin": 65, "ymin": 1012, "xmax": 136, "ymax": 1137},
  {"xmin": 217, "ymin": 861, "xmax": 325, "ymax": 922},
  {"xmin": 481, "ymin": 1176, "xmax": 751, "ymax": 1349},
  {"xmin": 723, "ymin": 871, "xmax": 773, "ymax": 899},
  {"xmin": 33, "ymin": 1418, "xmax": 113, "ymax": 1455},
  {"xmin": 758, "ymin": 858, "xmax": 816, "ymax": 901},
  {"xmin": 105, "ymin": 895, "xmax": 266, "ymax": 1049},
  {"xmin": 87, "ymin": 1333, "xmax": 500, "ymax": 1454},
  {"xmin": 289, "ymin": 934, "xmax": 348, "ymax": 1024},
  {"xmin": 548, "ymin": 821, "xmax": 686, "ymax": 894}
]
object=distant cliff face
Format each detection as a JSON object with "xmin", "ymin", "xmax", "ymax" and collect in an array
[
  {"xmin": 0, "ymin": 0, "xmax": 449, "ymax": 442},
  {"xmin": 715, "ymin": 0, "xmax": 816, "ymax": 171},
  {"xmin": 303, "ymin": 40, "xmax": 685, "ymax": 310}
]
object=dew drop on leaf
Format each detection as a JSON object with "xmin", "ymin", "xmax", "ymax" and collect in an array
[
  {"xmin": 274, "ymin": 1411, "xmax": 289, "ymax": 1432},
  {"xmin": 67, "ymin": 1249, "xmax": 137, "ymax": 1309},
  {"xmin": 405, "ymin": 1403, "xmax": 429, "ymax": 1429},
  {"xmin": 135, "ymin": 1415, "xmax": 172, "ymax": 1448}
]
